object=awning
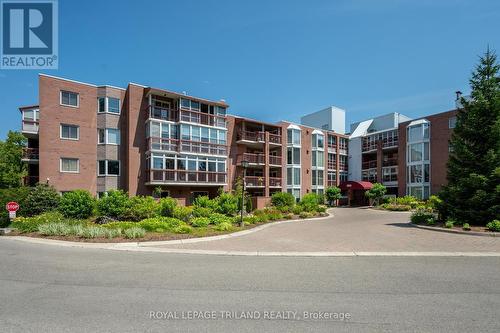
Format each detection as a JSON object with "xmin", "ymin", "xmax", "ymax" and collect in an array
[{"xmin": 339, "ymin": 181, "xmax": 373, "ymax": 191}]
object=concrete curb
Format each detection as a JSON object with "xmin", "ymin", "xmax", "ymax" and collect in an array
[
  {"xmin": 3, "ymin": 236, "xmax": 500, "ymax": 257},
  {"xmin": 411, "ymin": 223, "xmax": 500, "ymax": 237},
  {"xmin": 1, "ymin": 209, "xmax": 335, "ymax": 248}
]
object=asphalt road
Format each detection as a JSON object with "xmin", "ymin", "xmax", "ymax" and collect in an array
[{"xmin": 1, "ymin": 238, "xmax": 500, "ymax": 332}]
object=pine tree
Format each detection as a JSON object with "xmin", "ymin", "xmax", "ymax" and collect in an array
[{"xmin": 440, "ymin": 48, "xmax": 500, "ymax": 225}]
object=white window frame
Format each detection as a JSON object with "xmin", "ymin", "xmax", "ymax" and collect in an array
[
  {"xmin": 448, "ymin": 116, "xmax": 457, "ymax": 129},
  {"xmin": 60, "ymin": 124, "xmax": 80, "ymax": 140},
  {"xmin": 98, "ymin": 128, "xmax": 120, "ymax": 145},
  {"xmin": 60, "ymin": 91, "xmax": 79, "ymax": 108},
  {"xmin": 60, "ymin": 158, "xmax": 80, "ymax": 173},
  {"xmin": 98, "ymin": 160, "xmax": 120, "ymax": 176},
  {"xmin": 98, "ymin": 97, "xmax": 121, "ymax": 114}
]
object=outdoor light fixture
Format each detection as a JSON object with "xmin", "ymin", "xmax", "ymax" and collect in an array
[{"xmin": 240, "ymin": 160, "xmax": 249, "ymax": 227}]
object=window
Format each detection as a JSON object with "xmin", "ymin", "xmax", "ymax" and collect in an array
[
  {"xmin": 98, "ymin": 97, "xmax": 121, "ymax": 114},
  {"xmin": 60, "ymin": 158, "xmax": 79, "ymax": 173},
  {"xmin": 312, "ymin": 151, "xmax": 324, "ymax": 168},
  {"xmin": 60, "ymin": 124, "xmax": 79, "ymax": 140},
  {"xmin": 449, "ymin": 116, "xmax": 457, "ymax": 129},
  {"xmin": 287, "ymin": 129, "xmax": 301, "ymax": 145},
  {"xmin": 287, "ymin": 147, "xmax": 301, "ymax": 165},
  {"xmin": 98, "ymin": 128, "xmax": 120, "ymax": 145},
  {"xmin": 108, "ymin": 98, "xmax": 120, "ymax": 113},
  {"xmin": 61, "ymin": 91, "xmax": 79, "ymax": 107},
  {"xmin": 98, "ymin": 160, "xmax": 120, "ymax": 176},
  {"xmin": 180, "ymin": 98, "xmax": 200, "ymax": 111}
]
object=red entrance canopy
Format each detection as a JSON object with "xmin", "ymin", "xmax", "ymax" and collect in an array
[{"xmin": 339, "ymin": 181, "xmax": 373, "ymax": 191}]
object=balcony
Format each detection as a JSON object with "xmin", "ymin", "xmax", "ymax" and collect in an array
[
  {"xmin": 148, "ymin": 137, "xmax": 179, "ymax": 152},
  {"xmin": 148, "ymin": 106, "xmax": 178, "ymax": 122},
  {"xmin": 237, "ymin": 131, "xmax": 282, "ymax": 145},
  {"xmin": 180, "ymin": 140, "xmax": 227, "ymax": 156},
  {"xmin": 362, "ymin": 160, "xmax": 377, "ymax": 170},
  {"xmin": 362, "ymin": 175, "xmax": 377, "ymax": 183},
  {"xmin": 238, "ymin": 152, "xmax": 265, "ymax": 165},
  {"xmin": 180, "ymin": 109, "xmax": 226, "ymax": 128},
  {"xmin": 23, "ymin": 176, "xmax": 39, "ymax": 186},
  {"xmin": 148, "ymin": 170, "xmax": 226, "ymax": 185},
  {"xmin": 269, "ymin": 155, "xmax": 282, "ymax": 166},
  {"xmin": 245, "ymin": 176, "xmax": 282, "ymax": 188},
  {"xmin": 22, "ymin": 148, "xmax": 39, "ymax": 162},
  {"xmin": 382, "ymin": 137, "xmax": 398, "ymax": 149},
  {"xmin": 22, "ymin": 120, "xmax": 39, "ymax": 136},
  {"xmin": 382, "ymin": 158, "xmax": 398, "ymax": 167}
]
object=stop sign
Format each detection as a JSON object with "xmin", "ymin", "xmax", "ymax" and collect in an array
[{"xmin": 6, "ymin": 202, "xmax": 19, "ymax": 212}]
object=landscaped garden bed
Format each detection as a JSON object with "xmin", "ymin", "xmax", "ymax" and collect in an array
[{"xmin": 2, "ymin": 185, "xmax": 329, "ymax": 242}]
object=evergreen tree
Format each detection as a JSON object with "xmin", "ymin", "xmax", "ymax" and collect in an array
[
  {"xmin": 0, "ymin": 131, "xmax": 27, "ymax": 188},
  {"xmin": 440, "ymin": 48, "xmax": 500, "ymax": 225}
]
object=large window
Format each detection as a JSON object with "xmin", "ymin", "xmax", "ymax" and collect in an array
[
  {"xmin": 312, "ymin": 151, "xmax": 324, "ymax": 168},
  {"xmin": 60, "ymin": 124, "xmax": 79, "ymax": 140},
  {"xmin": 287, "ymin": 129, "xmax": 301, "ymax": 146},
  {"xmin": 406, "ymin": 121, "xmax": 431, "ymax": 199},
  {"xmin": 60, "ymin": 158, "xmax": 79, "ymax": 173},
  {"xmin": 180, "ymin": 98, "xmax": 200, "ymax": 111},
  {"xmin": 60, "ymin": 91, "xmax": 79, "ymax": 107},
  {"xmin": 449, "ymin": 116, "xmax": 457, "ymax": 129},
  {"xmin": 286, "ymin": 167, "xmax": 301, "ymax": 186},
  {"xmin": 98, "ymin": 97, "xmax": 121, "ymax": 114},
  {"xmin": 178, "ymin": 124, "xmax": 226, "ymax": 144},
  {"xmin": 98, "ymin": 128, "xmax": 120, "ymax": 145},
  {"xmin": 150, "ymin": 154, "xmax": 226, "ymax": 173},
  {"xmin": 98, "ymin": 160, "xmax": 120, "ymax": 176},
  {"xmin": 312, "ymin": 133, "xmax": 324, "ymax": 149}
]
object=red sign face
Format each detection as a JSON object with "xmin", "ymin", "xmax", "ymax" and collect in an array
[{"xmin": 6, "ymin": 202, "xmax": 19, "ymax": 212}]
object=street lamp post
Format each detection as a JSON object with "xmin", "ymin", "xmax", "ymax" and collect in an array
[{"xmin": 240, "ymin": 160, "xmax": 249, "ymax": 228}]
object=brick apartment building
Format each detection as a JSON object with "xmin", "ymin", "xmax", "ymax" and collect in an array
[
  {"xmin": 20, "ymin": 75, "xmax": 348, "ymax": 207},
  {"xmin": 19, "ymin": 74, "xmax": 457, "ymax": 205}
]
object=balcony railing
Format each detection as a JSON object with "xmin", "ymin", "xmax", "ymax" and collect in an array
[
  {"xmin": 237, "ymin": 130, "xmax": 282, "ymax": 144},
  {"xmin": 148, "ymin": 106, "xmax": 178, "ymax": 122},
  {"xmin": 23, "ymin": 176, "xmax": 39, "ymax": 186},
  {"xmin": 149, "ymin": 170, "xmax": 226, "ymax": 184},
  {"xmin": 269, "ymin": 155, "xmax": 282, "ymax": 165},
  {"xmin": 382, "ymin": 137, "xmax": 398, "ymax": 149},
  {"xmin": 327, "ymin": 161, "xmax": 336, "ymax": 170},
  {"xmin": 22, "ymin": 120, "xmax": 39, "ymax": 134},
  {"xmin": 180, "ymin": 109, "xmax": 226, "ymax": 128},
  {"xmin": 362, "ymin": 175, "xmax": 377, "ymax": 183},
  {"xmin": 362, "ymin": 160, "xmax": 377, "ymax": 170},
  {"xmin": 245, "ymin": 176, "xmax": 282, "ymax": 187},
  {"xmin": 382, "ymin": 158, "xmax": 398, "ymax": 167},
  {"xmin": 239, "ymin": 152, "xmax": 265, "ymax": 164},
  {"xmin": 180, "ymin": 140, "xmax": 227, "ymax": 156},
  {"xmin": 22, "ymin": 148, "xmax": 39, "ymax": 160},
  {"xmin": 148, "ymin": 137, "xmax": 179, "ymax": 152}
]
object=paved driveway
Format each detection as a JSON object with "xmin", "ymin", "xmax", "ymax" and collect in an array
[{"xmin": 150, "ymin": 208, "xmax": 500, "ymax": 253}]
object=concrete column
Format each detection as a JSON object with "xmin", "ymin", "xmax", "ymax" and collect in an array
[{"xmin": 376, "ymin": 140, "xmax": 383, "ymax": 183}]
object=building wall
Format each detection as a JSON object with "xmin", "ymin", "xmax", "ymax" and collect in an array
[
  {"xmin": 348, "ymin": 137, "xmax": 362, "ymax": 181},
  {"xmin": 39, "ymin": 75, "xmax": 98, "ymax": 194},
  {"xmin": 398, "ymin": 110, "xmax": 457, "ymax": 197},
  {"xmin": 300, "ymin": 106, "xmax": 346, "ymax": 134}
]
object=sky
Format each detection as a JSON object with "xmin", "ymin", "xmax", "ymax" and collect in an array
[{"xmin": 1, "ymin": 0, "xmax": 499, "ymax": 138}]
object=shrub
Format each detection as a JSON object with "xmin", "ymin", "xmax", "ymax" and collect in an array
[
  {"xmin": 445, "ymin": 221, "xmax": 454, "ymax": 228},
  {"xmin": 209, "ymin": 213, "xmax": 233, "ymax": 225},
  {"xmin": 173, "ymin": 224, "xmax": 193, "ymax": 234},
  {"xmin": 486, "ymin": 220, "xmax": 500, "ymax": 232},
  {"xmin": 215, "ymin": 192, "xmax": 239, "ymax": 216},
  {"xmin": 276, "ymin": 205, "xmax": 291, "ymax": 213},
  {"xmin": 138, "ymin": 217, "xmax": 184, "ymax": 232},
  {"xmin": 24, "ymin": 184, "xmax": 60, "ymax": 216},
  {"xmin": 96, "ymin": 190, "xmax": 129, "ymax": 219},
  {"xmin": 284, "ymin": 213, "xmax": 294, "ymax": 219},
  {"xmin": 299, "ymin": 193, "xmax": 320, "ymax": 212},
  {"xmin": 271, "ymin": 192, "xmax": 295, "ymax": 209},
  {"xmin": 158, "ymin": 197, "xmax": 177, "ymax": 217},
  {"xmin": 172, "ymin": 206, "xmax": 193, "ymax": 222},
  {"xmin": 0, "ymin": 187, "xmax": 31, "ymax": 227},
  {"xmin": 243, "ymin": 215, "xmax": 260, "ymax": 225},
  {"xmin": 81, "ymin": 226, "xmax": 106, "ymax": 239},
  {"xmin": 390, "ymin": 195, "xmax": 421, "ymax": 208},
  {"xmin": 38, "ymin": 223, "xmax": 72, "ymax": 236},
  {"xmin": 427, "ymin": 195, "xmax": 443, "ymax": 211},
  {"xmin": 214, "ymin": 221, "xmax": 233, "ymax": 231},
  {"xmin": 101, "ymin": 221, "xmax": 137, "ymax": 231},
  {"xmin": 462, "ymin": 223, "xmax": 471, "ymax": 231},
  {"xmin": 191, "ymin": 217, "xmax": 210, "ymax": 227},
  {"xmin": 124, "ymin": 227, "xmax": 146, "ymax": 239},
  {"xmin": 192, "ymin": 206, "xmax": 213, "ymax": 218},
  {"xmin": 426, "ymin": 217, "xmax": 436, "ymax": 226},
  {"xmin": 123, "ymin": 196, "xmax": 159, "ymax": 221},
  {"xmin": 103, "ymin": 228, "xmax": 122, "ymax": 239},
  {"xmin": 11, "ymin": 211, "xmax": 65, "ymax": 232},
  {"xmin": 193, "ymin": 195, "xmax": 217, "ymax": 210},
  {"xmin": 317, "ymin": 205, "xmax": 327, "ymax": 213},
  {"xmin": 299, "ymin": 211, "xmax": 313, "ymax": 219},
  {"xmin": 410, "ymin": 209, "xmax": 435, "ymax": 225},
  {"xmin": 263, "ymin": 208, "xmax": 283, "ymax": 221},
  {"xmin": 59, "ymin": 190, "xmax": 95, "ymax": 219},
  {"xmin": 292, "ymin": 205, "xmax": 304, "ymax": 215},
  {"xmin": 381, "ymin": 203, "xmax": 412, "ymax": 211}
]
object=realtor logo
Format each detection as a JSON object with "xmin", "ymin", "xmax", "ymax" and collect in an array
[{"xmin": 1, "ymin": 0, "xmax": 58, "ymax": 69}]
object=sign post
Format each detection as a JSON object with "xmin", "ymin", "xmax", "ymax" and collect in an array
[{"xmin": 6, "ymin": 201, "xmax": 19, "ymax": 220}]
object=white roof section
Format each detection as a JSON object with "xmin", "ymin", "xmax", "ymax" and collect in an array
[
  {"xmin": 349, "ymin": 119, "xmax": 373, "ymax": 138},
  {"xmin": 287, "ymin": 124, "xmax": 301, "ymax": 130},
  {"xmin": 408, "ymin": 119, "xmax": 430, "ymax": 127},
  {"xmin": 312, "ymin": 129, "xmax": 324, "ymax": 135}
]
